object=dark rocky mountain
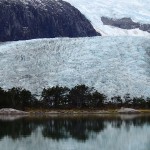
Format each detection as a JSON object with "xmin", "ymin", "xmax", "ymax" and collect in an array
[
  {"xmin": 0, "ymin": 0, "xmax": 100, "ymax": 42},
  {"xmin": 101, "ymin": 17, "xmax": 150, "ymax": 33}
]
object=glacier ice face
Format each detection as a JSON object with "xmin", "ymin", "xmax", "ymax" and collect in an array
[
  {"xmin": 64, "ymin": 0, "xmax": 150, "ymax": 36},
  {"xmin": 0, "ymin": 37, "xmax": 150, "ymax": 98}
]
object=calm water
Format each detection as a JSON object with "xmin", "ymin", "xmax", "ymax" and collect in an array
[{"xmin": 0, "ymin": 115, "xmax": 150, "ymax": 150}]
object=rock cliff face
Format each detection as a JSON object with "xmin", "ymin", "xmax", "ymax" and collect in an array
[
  {"xmin": 0, "ymin": 0, "xmax": 100, "ymax": 41},
  {"xmin": 101, "ymin": 17, "xmax": 150, "ymax": 33}
]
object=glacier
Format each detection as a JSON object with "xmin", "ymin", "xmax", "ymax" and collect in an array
[
  {"xmin": 0, "ymin": 36, "xmax": 150, "ymax": 98},
  {"xmin": 64, "ymin": 0, "xmax": 150, "ymax": 36}
]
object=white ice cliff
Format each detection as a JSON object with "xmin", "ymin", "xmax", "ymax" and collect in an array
[{"xmin": 0, "ymin": 36, "xmax": 149, "ymax": 97}]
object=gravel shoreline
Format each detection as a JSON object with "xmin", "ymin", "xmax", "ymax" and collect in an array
[{"xmin": 0, "ymin": 108, "xmax": 148, "ymax": 115}]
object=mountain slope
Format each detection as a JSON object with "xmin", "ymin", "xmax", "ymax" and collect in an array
[
  {"xmin": 64, "ymin": 0, "xmax": 150, "ymax": 36},
  {"xmin": 0, "ymin": 0, "xmax": 99, "ymax": 42},
  {"xmin": 0, "ymin": 37, "xmax": 150, "ymax": 97}
]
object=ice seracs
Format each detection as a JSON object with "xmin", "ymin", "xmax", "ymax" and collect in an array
[{"xmin": 0, "ymin": 36, "xmax": 150, "ymax": 98}]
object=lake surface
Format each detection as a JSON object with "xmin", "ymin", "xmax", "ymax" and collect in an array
[{"xmin": 0, "ymin": 115, "xmax": 150, "ymax": 150}]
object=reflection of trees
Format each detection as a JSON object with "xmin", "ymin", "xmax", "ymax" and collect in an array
[
  {"xmin": 107, "ymin": 116, "xmax": 150, "ymax": 131},
  {"xmin": 69, "ymin": 118, "xmax": 106, "ymax": 141},
  {"xmin": 1, "ymin": 116, "xmax": 150, "ymax": 141},
  {"xmin": 43, "ymin": 118, "xmax": 106, "ymax": 141},
  {"xmin": 0, "ymin": 118, "xmax": 35, "ymax": 140},
  {"xmin": 0, "ymin": 118, "xmax": 47, "ymax": 140},
  {"xmin": 42, "ymin": 120, "xmax": 69, "ymax": 140}
]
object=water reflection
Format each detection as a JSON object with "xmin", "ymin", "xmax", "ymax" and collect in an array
[
  {"xmin": 0, "ymin": 116, "xmax": 106, "ymax": 141},
  {"xmin": 0, "ymin": 115, "xmax": 150, "ymax": 141},
  {"xmin": 42, "ymin": 117, "xmax": 106, "ymax": 141},
  {"xmin": 0, "ymin": 115, "xmax": 150, "ymax": 150}
]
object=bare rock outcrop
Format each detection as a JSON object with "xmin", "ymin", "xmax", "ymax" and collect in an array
[
  {"xmin": 101, "ymin": 17, "xmax": 150, "ymax": 33},
  {"xmin": 118, "ymin": 108, "xmax": 140, "ymax": 114},
  {"xmin": 0, "ymin": 0, "xmax": 100, "ymax": 42},
  {"xmin": 0, "ymin": 108, "xmax": 28, "ymax": 115}
]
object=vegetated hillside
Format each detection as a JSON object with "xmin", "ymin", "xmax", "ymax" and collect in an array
[
  {"xmin": 64, "ymin": 0, "xmax": 150, "ymax": 36},
  {"xmin": 0, "ymin": 0, "xmax": 99, "ymax": 42},
  {"xmin": 0, "ymin": 37, "xmax": 150, "ymax": 97}
]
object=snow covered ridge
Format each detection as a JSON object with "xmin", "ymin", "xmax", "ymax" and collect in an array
[
  {"xmin": 64, "ymin": 0, "xmax": 150, "ymax": 36},
  {"xmin": 0, "ymin": 36, "xmax": 150, "ymax": 98}
]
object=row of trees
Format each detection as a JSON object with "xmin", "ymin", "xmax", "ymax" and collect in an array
[
  {"xmin": 0, "ymin": 85, "xmax": 150, "ymax": 110},
  {"xmin": 41, "ymin": 85, "xmax": 106, "ymax": 109},
  {"xmin": 0, "ymin": 87, "xmax": 36, "ymax": 110}
]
